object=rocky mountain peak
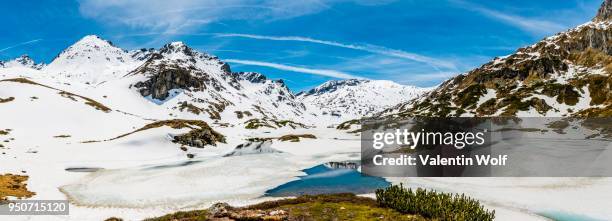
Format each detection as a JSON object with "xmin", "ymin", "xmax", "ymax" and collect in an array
[
  {"xmin": 299, "ymin": 79, "xmax": 429, "ymax": 120},
  {"xmin": 43, "ymin": 35, "xmax": 137, "ymax": 85},
  {"xmin": 13, "ymin": 54, "xmax": 35, "ymax": 66},
  {"xmin": 71, "ymin": 35, "xmax": 117, "ymax": 49},
  {"xmin": 594, "ymin": 0, "xmax": 612, "ymax": 22},
  {"xmin": 300, "ymin": 79, "xmax": 368, "ymax": 96},
  {"xmin": 233, "ymin": 72, "xmax": 268, "ymax": 83},
  {"xmin": 0, "ymin": 54, "xmax": 44, "ymax": 69},
  {"xmin": 155, "ymin": 41, "xmax": 227, "ymax": 71},
  {"xmin": 49, "ymin": 34, "xmax": 127, "ymax": 63},
  {"xmin": 160, "ymin": 41, "xmax": 194, "ymax": 55},
  {"xmin": 130, "ymin": 48, "xmax": 157, "ymax": 61}
]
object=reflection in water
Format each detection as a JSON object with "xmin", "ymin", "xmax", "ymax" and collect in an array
[
  {"xmin": 265, "ymin": 163, "xmax": 390, "ymax": 197},
  {"xmin": 65, "ymin": 167, "xmax": 103, "ymax": 172},
  {"xmin": 539, "ymin": 211, "xmax": 603, "ymax": 221}
]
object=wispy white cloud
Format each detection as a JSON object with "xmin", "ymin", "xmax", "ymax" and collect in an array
[
  {"xmin": 0, "ymin": 39, "xmax": 42, "ymax": 53},
  {"xmin": 216, "ymin": 33, "xmax": 457, "ymax": 70},
  {"xmin": 451, "ymin": 0, "xmax": 566, "ymax": 35},
  {"xmin": 325, "ymin": 54, "xmax": 465, "ymax": 85},
  {"xmin": 77, "ymin": 0, "xmax": 331, "ymax": 44},
  {"xmin": 77, "ymin": 0, "xmax": 339, "ymax": 46},
  {"xmin": 78, "ymin": 0, "xmax": 397, "ymax": 35},
  {"xmin": 225, "ymin": 59, "xmax": 366, "ymax": 79}
]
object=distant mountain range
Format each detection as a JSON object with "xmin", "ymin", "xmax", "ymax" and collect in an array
[
  {"xmin": 297, "ymin": 79, "xmax": 430, "ymax": 120},
  {"xmin": 0, "ymin": 55, "xmax": 44, "ymax": 70},
  {"xmin": 0, "ymin": 35, "xmax": 428, "ymax": 127}
]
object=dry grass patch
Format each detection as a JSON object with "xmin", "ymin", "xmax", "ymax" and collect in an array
[
  {"xmin": 84, "ymin": 119, "xmax": 226, "ymax": 148},
  {"xmin": 0, "ymin": 78, "xmax": 111, "ymax": 112},
  {"xmin": 247, "ymin": 134, "xmax": 317, "ymax": 143},
  {"xmin": 0, "ymin": 174, "xmax": 35, "ymax": 201},
  {"xmin": 144, "ymin": 193, "xmax": 427, "ymax": 221},
  {"xmin": 0, "ymin": 97, "xmax": 14, "ymax": 103},
  {"xmin": 278, "ymin": 134, "xmax": 317, "ymax": 142}
]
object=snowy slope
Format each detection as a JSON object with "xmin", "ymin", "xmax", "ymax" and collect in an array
[
  {"xmin": 43, "ymin": 35, "xmax": 142, "ymax": 86},
  {"xmin": 298, "ymin": 79, "xmax": 431, "ymax": 122}
]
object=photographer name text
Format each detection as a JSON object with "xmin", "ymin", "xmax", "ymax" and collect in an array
[{"xmin": 373, "ymin": 154, "xmax": 508, "ymax": 166}]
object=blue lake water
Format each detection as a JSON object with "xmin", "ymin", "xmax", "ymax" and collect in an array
[
  {"xmin": 264, "ymin": 164, "xmax": 390, "ymax": 197},
  {"xmin": 539, "ymin": 211, "xmax": 604, "ymax": 221}
]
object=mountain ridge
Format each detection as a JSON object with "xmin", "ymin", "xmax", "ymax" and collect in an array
[
  {"xmin": 594, "ymin": 0, "xmax": 612, "ymax": 22},
  {"xmin": 299, "ymin": 79, "xmax": 431, "ymax": 120},
  {"xmin": 0, "ymin": 55, "xmax": 43, "ymax": 69},
  {"xmin": 0, "ymin": 34, "xmax": 428, "ymax": 126},
  {"xmin": 377, "ymin": 2, "xmax": 612, "ymax": 118}
]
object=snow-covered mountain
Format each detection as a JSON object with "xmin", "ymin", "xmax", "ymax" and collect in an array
[
  {"xmin": 43, "ymin": 35, "xmax": 141, "ymax": 86},
  {"xmin": 298, "ymin": 79, "xmax": 430, "ymax": 121},
  {"xmin": 0, "ymin": 35, "xmax": 426, "ymax": 128},
  {"xmin": 0, "ymin": 55, "xmax": 44, "ymax": 69},
  {"xmin": 124, "ymin": 41, "xmax": 310, "ymax": 125},
  {"xmin": 378, "ymin": 0, "xmax": 612, "ymax": 118}
]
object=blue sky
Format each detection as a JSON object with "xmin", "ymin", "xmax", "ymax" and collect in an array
[{"xmin": 0, "ymin": 0, "xmax": 604, "ymax": 91}]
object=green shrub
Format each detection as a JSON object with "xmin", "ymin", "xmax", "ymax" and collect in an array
[{"xmin": 376, "ymin": 184, "xmax": 495, "ymax": 221}]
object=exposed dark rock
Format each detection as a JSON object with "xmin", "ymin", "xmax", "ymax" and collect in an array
[
  {"xmin": 244, "ymin": 118, "xmax": 308, "ymax": 130},
  {"xmin": 277, "ymin": 134, "xmax": 316, "ymax": 142},
  {"xmin": 594, "ymin": 0, "xmax": 612, "ymax": 22},
  {"xmin": 131, "ymin": 48, "xmax": 156, "ymax": 61},
  {"xmin": 133, "ymin": 65, "xmax": 207, "ymax": 100},
  {"xmin": 209, "ymin": 202, "xmax": 233, "ymax": 218},
  {"xmin": 107, "ymin": 119, "xmax": 226, "ymax": 148},
  {"xmin": 0, "ymin": 97, "xmax": 14, "ymax": 103},
  {"xmin": 232, "ymin": 72, "xmax": 267, "ymax": 83},
  {"xmin": 324, "ymin": 161, "xmax": 359, "ymax": 170},
  {"xmin": 173, "ymin": 123, "xmax": 226, "ymax": 148}
]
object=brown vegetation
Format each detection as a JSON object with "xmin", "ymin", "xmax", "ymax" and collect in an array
[
  {"xmin": 278, "ymin": 134, "xmax": 317, "ymax": 142},
  {"xmin": 0, "ymin": 78, "xmax": 111, "ymax": 112},
  {"xmin": 248, "ymin": 134, "xmax": 317, "ymax": 143},
  {"xmin": 144, "ymin": 193, "xmax": 426, "ymax": 221},
  {"xmin": 0, "ymin": 97, "xmax": 14, "ymax": 103},
  {"xmin": 0, "ymin": 174, "xmax": 35, "ymax": 201},
  {"xmin": 86, "ymin": 119, "xmax": 226, "ymax": 148}
]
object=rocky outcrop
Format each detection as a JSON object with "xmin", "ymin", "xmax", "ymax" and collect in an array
[
  {"xmin": 232, "ymin": 72, "xmax": 267, "ymax": 83},
  {"xmin": 277, "ymin": 134, "xmax": 316, "ymax": 142},
  {"xmin": 107, "ymin": 119, "xmax": 225, "ymax": 148},
  {"xmin": 298, "ymin": 79, "xmax": 366, "ymax": 96},
  {"xmin": 594, "ymin": 0, "xmax": 612, "ymax": 22},
  {"xmin": 130, "ymin": 42, "xmax": 234, "ymax": 100},
  {"xmin": 208, "ymin": 202, "xmax": 287, "ymax": 220},
  {"xmin": 133, "ymin": 65, "xmax": 209, "ymax": 100},
  {"xmin": 324, "ymin": 161, "xmax": 359, "ymax": 170},
  {"xmin": 173, "ymin": 123, "xmax": 226, "ymax": 148},
  {"xmin": 244, "ymin": 118, "xmax": 308, "ymax": 129}
]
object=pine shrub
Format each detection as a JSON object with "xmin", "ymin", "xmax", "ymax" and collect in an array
[{"xmin": 376, "ymin": 184, "xmax": 495, "ymax": 221}]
